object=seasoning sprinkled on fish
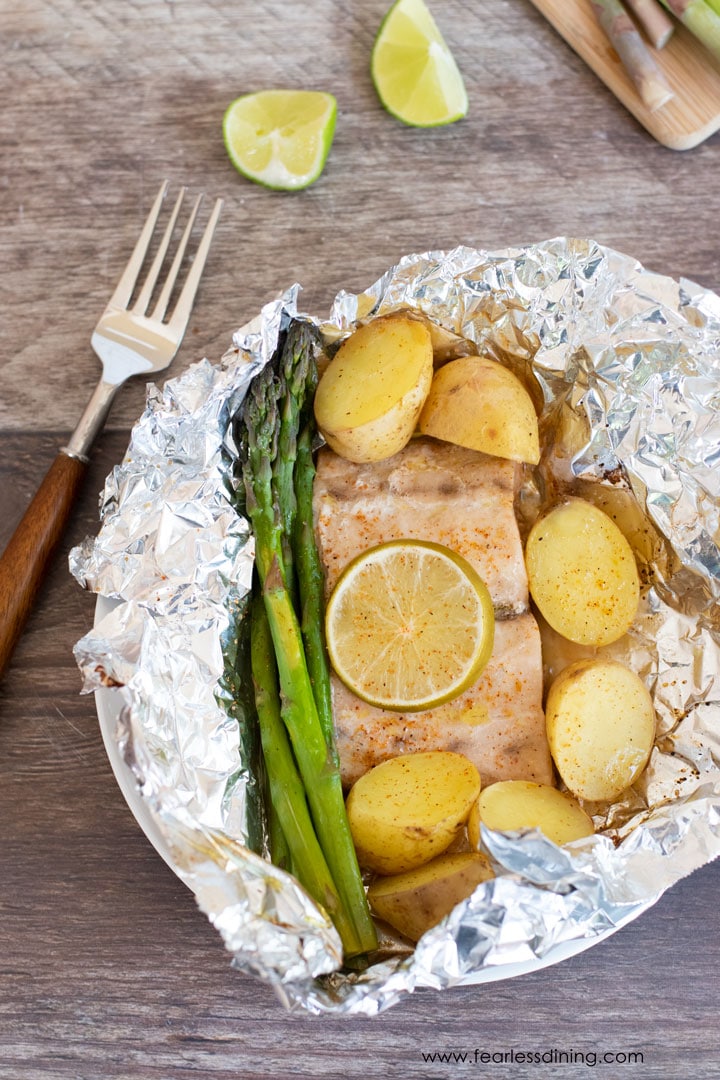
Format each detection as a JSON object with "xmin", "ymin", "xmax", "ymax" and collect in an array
[{"xmin": 313, "ymin": 436, "xmax": 553, "ymax": 788}]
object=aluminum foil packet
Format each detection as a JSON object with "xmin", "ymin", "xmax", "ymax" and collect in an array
[{"xmin": 71, "ymin": 238, "xmax": 720, "ymax": 1015}]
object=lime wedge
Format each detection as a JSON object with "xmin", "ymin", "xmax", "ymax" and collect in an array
[
  {"xmin": 371, "ymin": 0, "xmax": 468, "ymax": 127},
  {"xmin": 223, "ymin": 90, "xmax": 337, "ymax": 191}
]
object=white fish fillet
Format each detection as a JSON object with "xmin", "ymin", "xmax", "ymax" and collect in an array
[
  {"xmin": 313, "ymin": 437, "xmax": 554, "ymax": 788},
  {"xmin": 315, "ymin": 438, "xmax": 529, "ymax": 613}
]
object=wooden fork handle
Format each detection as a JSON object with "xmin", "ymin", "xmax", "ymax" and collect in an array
[{"xmin": 0, "ymin": 451, "xmax": 87, "ymax": 677}]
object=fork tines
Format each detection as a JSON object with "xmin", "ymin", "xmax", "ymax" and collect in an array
[{"xmin": 110, "ymin": 180, "xmax": 223, "ymax": 335}]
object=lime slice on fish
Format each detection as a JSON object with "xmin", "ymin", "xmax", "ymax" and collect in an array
[
  {"xmin": 222, "ymin": 90, "xmax": 337, "ymax": 191},
  {"xmin": 371, "ymin": 0, "xmax": 468, "ymax": 127},
  {"xmin": 325, "ymin": 540, "xmax": 494, "ymax": 711}
]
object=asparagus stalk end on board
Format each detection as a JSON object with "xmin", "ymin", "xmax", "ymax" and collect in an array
[
  {"xmin": 592, "ymin": 0, "xmax": 674, "ymax": 112},
  {"xmin": 625, "ymin": 0, "xmax": 675, "ymax": 48},
  {"xmin": 660, "ymin": 0, "xmax": 720, "ymax": 60}
]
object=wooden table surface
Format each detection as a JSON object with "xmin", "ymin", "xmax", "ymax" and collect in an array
[{"xmin": 2, "ymin": 1, "xmax": 720, "ymax": 1077}]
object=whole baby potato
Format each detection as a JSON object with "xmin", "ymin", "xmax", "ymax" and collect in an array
[
  {"xmin": 525, "ymin": 498, "xmax": 640, "ymax": 646},
  {"xmin": 418, "ymin": 354, "xmax": 540, "ymax": 464},
  {"xmin": 545, "ymin": 659, "xmax": 655, "ymax": 802},
  {"xmin": 346, "ymin": 751, "xmax": 481, "ymax": 875},
  {"xmin": 313, "ymin": 313, "xmax": 433, "ymax": 463},
  {"xmin": 367, "ymin": 851, "xmax": 494, "ymax": 942},
  {"xmin": 467, "ymin": 780, "xmax": 594, "ymax": 848}
]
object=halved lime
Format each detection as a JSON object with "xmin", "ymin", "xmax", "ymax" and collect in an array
[
  {"xmin": 371, "ymin": 0, "xmax": 468, "ymax": 127},
  {"xmin": 222, "ymin": 90, "xmax": 337, "ymax": 191},
  {"xmin": 325, "ymin": 540, "xmax": 495, "ymax": 712}
]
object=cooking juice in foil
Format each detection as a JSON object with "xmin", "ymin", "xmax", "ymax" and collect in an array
[{"xmin": 71, "ymin": 239, "xmax": 720, "ymax": 1015}]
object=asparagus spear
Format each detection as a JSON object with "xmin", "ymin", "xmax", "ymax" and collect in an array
[
  {"xmin": 273, "ymin": 327, "xmax": 312, "ymax": 602},
  {"xmin": 266, "ymin": 795, "xmax": 292, "ymax": 872},
  {"xmin": 592, "ymin": 0, "xmax": 674, "ymax": 111},
  {"xmin": 250, "ymin": 589, "xmax": 360, "ymax": 948},
  {"xmin": 294, "ymin": 422, "xmax": 335, "ymax": 747},
  {"xmin": 240, "ymin": 333, "xmax": 377, "ymax": 957},
  {"xmin": 660, "ymin": 0, "xmax": 720, "ymax": 59}
]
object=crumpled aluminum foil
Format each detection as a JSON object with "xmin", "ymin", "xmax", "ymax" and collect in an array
[{"xmin": 71, "ymin": 238, "xmax": 720, "ymax": 1015}]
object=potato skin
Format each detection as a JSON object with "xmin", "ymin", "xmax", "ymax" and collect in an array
[
  {"xmin": 367, "ymin": 852, "xmax": 494, "ymax": 942},
  {"xmin": 467, "ymin": 780, "xmax": 594, "ymax": 848},
  {"xmin": 346, "ymin": 751, "xmax": 481, "ymax": 875},
  {"xmin": 525, "ymin": 498, "xmax": 640, "ymax": 646},
  {"xmin": 314, "ymin": 314, "xmax": 433, "ymax": 463},
  {"xmin": 418, "ymin": 354, "xmax": 540, "ymax": 464},
  {"xmin": 545, "ymin": 659, "xmax": 655, "ymax": 802}
]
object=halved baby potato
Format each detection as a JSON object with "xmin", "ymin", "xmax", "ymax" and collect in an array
[
  {"xmin": 345, "ymin": 751, "xmax": 481, "ymax": 875},
  {"xmin": 375, "ymin": 308, "xmax": 472, "ymax": 365},
  {"xmin": 418, "ymin": 354, "xmax": 540, "ymax": 465},
  {"xmin": 525, "ymin": 498, "xmax": 640, "ymax": 646},
  {"xmin": 314, "ymin": 313, "xmax": 433, "ymax": 463},
  {"xmin": 467, "ymin": 780, "xmax": 594, "ymax": 848},
  {"xmin": 367, "ymin": 851, "xmax": 495, "ymax": 942},
  {"xmin": 545, "ymin": 658, "xmax": 655, "ymax": 802}
]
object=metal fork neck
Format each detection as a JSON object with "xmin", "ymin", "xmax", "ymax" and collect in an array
[{"xmin": 62, "ymin": 378, "xmax": 120, "ymax": 462}]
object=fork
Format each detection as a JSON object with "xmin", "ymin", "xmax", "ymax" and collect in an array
[{"xmin": 0, "ymin": 180, "xmax": 223, "ymax": 677}]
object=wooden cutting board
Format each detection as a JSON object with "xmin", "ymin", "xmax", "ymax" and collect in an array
[{"xmin": 528, "ymin": 0, "xmax": 720, "ymax": 149}]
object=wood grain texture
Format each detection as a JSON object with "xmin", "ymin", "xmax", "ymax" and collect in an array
[
  {"xmin": 1, "ymin": 0, "xmax": 720, "ymax": 1076},
  {"xmin": 529, "ymin": 0, "xmax": 720, "ymax": 149},
  {"xmin": 0, "ymin": 452, "xmax": 87, "ymax": 677}
]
